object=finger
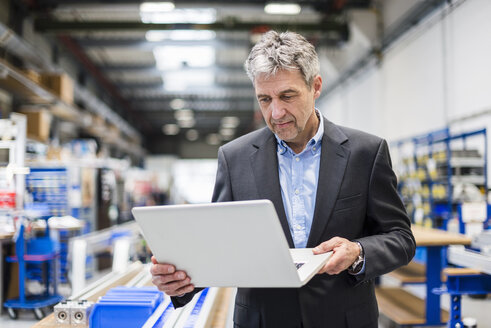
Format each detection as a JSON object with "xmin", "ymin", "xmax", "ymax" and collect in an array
[
  {"xmin": 324, "ymin": 256, "xmax": 345, "ymax": 275},
  {"xmin": 174, "ymin": 283, "xmax": 195, "ymax": 296},
  {"xmin": 327, "ymin": 246, "xmax": 358, "ymax": 274},
  {"xmin": 313, "ymin": 241, "xmax": 330, "ymax": 254},
  {"xmin": 150, "ymin": 263, "xmax": 176, "ymax": 275},
  {"xmin": 153, "ymin": 270, "xmax": 188, "ymax": 286},
  {"xmin": 317, "ymin": 247, "xmax": 351, "ymax": 275},
  {"xmin": 151, "ymin": 256, "xmax": 157, "ymax": 264},
  {"xmin": 313, "ymin": 237, "xmax": 343, "ymax": 254},
  {"xmin": 317, "ymin": 263, "xmax": 329, "ymax": 274},
  {"xmin": 317, "ymin": 254, "xmax": 342, "ymax": 274},
  {"xmin": 160, "ymin": 277, "xmax": 193, "ymax": 296},
  {"xmin": 152, "ymin": 273, "xmax": 187, "ymax": 292}
]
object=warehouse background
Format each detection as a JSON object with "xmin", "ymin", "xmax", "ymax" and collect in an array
[
  {"xmin": 5, "ymin": 0, "xmax": 488, "ymax": 160},
  {"xmin": 319, "ymin": 0, "xmax": 491, "ymax": 150},
  {"xmin": 1, "ymin": 0, "xmax": 491, "ymax": 327}
]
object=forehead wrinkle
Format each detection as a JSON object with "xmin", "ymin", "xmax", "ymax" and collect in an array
[{"xmin": 256, "ymin": 87, "xmax": 300, "ymax": 98}]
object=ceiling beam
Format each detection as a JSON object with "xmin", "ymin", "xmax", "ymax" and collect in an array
[
  {"xmin": 77, "ymin": 38, "xmax": 249, "ymax": 49},
  {"xmin": 121, "ymin": 86, "xmax": 254, "ymax": 99},
  {"xmin": 102, "ymin": 65, "xmax": 245, "ymax": 74},
  {"xmin": 113, "ymin": 81, "xmax": 163, "ymax": 89},
  {"xmin": 144, "ymin": 109, "xmax": 254, "ymax": 126},
  {"xmin": 29, "ymin": 0, "xmax": 358, "ymax": 6},
  {"xmin": 35, "ymin": 19, "xmax": 348, "ymax": 33},
  {"xmin": 57, "ymin": 35, "xmax": 153, "ymax": 132},
  {"xmin": 132, "ymin": 99, "xmax": 254, "ymax": 111}
]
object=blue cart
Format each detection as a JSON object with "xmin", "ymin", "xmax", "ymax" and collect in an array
[{"xmin": 4, "ymin": 221, "xmax": 64, "ymax": 319}]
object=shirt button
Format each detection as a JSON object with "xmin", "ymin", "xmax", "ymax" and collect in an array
[
  {"xmin": 295, "ymin": 157, "xmax": 300, "ymax": 162},
  {"xmin": 313, "ymin": 146, "xmax": 316, "ymax": 151},
  {"xmin": 295, "ymin": 189, "xmax": 299, "ymax": 195}
]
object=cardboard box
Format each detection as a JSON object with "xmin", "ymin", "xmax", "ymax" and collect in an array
[
  {"xmin": 22, "ymin": 69, "xmax": 41, "ymax": 84},
  {"xmin": 81, "ymin": 168, "xmax": 95, "ymax": 207},
  {"xmin": 40, "ymin": 73, "xmax": 74, "ymax": 105},
  {"xmin": 91, "ymin": 114, "xmax": 105, "ymax": 127},
  {"xmin": 105, "ymin": 124, "xmax": 120, "ymax": 142},
  {"xmin": 19, "ymin": 109, "xmax": 52, "ymax": 142},
  {"xmin": 46, "ymin": 145, "xmax": 62, "ymax": 161}
]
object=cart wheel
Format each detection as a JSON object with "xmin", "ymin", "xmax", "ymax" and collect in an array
[
  {"xmin": 34, "ymin": 308, "xmax": 45, "ymax": 320},
  {"xmin": 7, "ymin": 308, "xmax": 18, "ymax": 320}
]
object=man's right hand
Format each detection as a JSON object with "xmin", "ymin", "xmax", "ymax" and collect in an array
[{"xmin": 150, "ymin": 256, "xmax": 195, "ymax": 296}]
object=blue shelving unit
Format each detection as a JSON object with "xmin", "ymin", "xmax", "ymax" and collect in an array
[
  {"xmin": 393, "ymin": 127, "xmax": 488, "ymax": 230},
  {"xmin": 390, "ymin": 128, "xmax": 489, "ymax": 327},
  {"xmin": 24, "ymin": 166, "xmax": 89, "ymax": 283}
]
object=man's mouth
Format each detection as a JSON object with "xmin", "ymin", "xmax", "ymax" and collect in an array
[{"xmin": 274, "ymin": 121, "xmax": 292, "ymax": 128}]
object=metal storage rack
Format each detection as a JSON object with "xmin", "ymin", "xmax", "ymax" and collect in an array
[
  {"xmin": 0, "ymin": 54, "xmax": 145, "ymax": 160},
  {"xmin": 24, "ymin": 164, "xmax": 94, "ymax": 283},
  {"xmin": 393, "ymin": 127, "xmax": 488, "ymax": 230},
  {"xmin": 385, "ymin": 128, "xmax": 489, "ymax": 326}
]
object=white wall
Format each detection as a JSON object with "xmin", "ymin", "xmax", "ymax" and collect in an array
[{"xmin": 318, "ymin": 0, "xmax": 491, "ymax": 143}]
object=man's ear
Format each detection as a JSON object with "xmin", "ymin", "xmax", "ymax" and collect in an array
[{"xmin": 313, "ymin": 75, "xmax": 322, "ymax": 99}]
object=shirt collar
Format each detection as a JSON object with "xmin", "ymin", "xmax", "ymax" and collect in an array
[{"xmin": 276, "ymin": 109, "xmax": 324, "ymax": 156}]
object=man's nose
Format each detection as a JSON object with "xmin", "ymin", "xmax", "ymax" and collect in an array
[{"xmin": 271, "ymin": 100, "xmax": 285, "ymax": 120}]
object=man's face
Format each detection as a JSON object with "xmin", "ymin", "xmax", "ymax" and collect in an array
[{"xmin": 254, "ymin": 69, "xmax": 322, "ymax": 150}]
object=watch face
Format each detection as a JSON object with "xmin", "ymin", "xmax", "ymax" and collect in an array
[{"xmin": 351, "ymin": 259, "xmax": 363, "ymax": 273}]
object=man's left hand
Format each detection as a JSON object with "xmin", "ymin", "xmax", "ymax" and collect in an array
[{"xmin": 313, "ymin": 237, "xmax": 360, "ymax": 275}]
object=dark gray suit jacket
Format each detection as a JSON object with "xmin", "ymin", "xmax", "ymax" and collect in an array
[{"xmin": 173, "ymin": 118, "xmax": 415, "ymax": 328}]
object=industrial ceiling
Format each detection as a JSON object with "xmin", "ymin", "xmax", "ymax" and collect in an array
[{"xmin": 5, "ymin": 0, "xmax": 446, "ymax": 157}]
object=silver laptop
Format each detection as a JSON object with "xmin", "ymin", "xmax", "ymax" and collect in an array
[{"xmin": 132, "ymin": 199, "xmax": 332, "ymax": 288}]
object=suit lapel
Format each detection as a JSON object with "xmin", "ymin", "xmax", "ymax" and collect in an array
[
  {"xmin": 250, "ymin": 129, "xmax": 294, "ymax": 248},
  {"xmin": 307, "ymin": 119, "xmax": 350, "ymax": 247}
]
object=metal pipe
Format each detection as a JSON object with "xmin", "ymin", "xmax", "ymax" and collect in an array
[{"xmin": 0, "ymin": 22, "xmax": 53, "ymax": 71}]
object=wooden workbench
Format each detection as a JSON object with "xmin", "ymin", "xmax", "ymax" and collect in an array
[
  {"xmin": 411, "ymin": 225, "xmax": 472, "ymax": 246},
  {"xmin": 376, "ymin": 225, "xmax": 472, "ymax": 326},
  {"xmin": 31, "ymin": 269, "xmax": 233, "ymax": 328}
]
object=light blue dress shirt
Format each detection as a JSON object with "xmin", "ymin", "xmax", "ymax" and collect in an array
[{"xmin": 275, "ymin": 111, "xmax": 324, "ymax": 248}]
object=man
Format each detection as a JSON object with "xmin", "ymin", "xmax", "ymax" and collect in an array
[{"xmin": 151, "ymin": 31, "xmax": 415, "ymax": 327}]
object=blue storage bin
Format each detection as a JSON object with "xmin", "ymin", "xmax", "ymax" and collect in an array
[
  {"xmin": 89, "ymin": 287, "xmax": 164, "ymax": 328},
  {"xmin": 27, "ymin": 237, "xmax": 59, "ymax": 255}
]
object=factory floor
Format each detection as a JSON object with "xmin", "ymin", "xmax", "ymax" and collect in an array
[{"xmin": 1, "ymin": 292, "xmax": 490, "ymax": 327}]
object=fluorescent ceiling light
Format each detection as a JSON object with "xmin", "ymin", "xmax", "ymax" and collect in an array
[
  {"xmin": 141, "ymin": 8, "xmax": 216, "ymax": 24},
  {"xmin": 186, "ymin": 129, "xmax": 199, "ymax": 141},
  {"xmin": 164, "ymin": 70, "xmax": 215, "ymax": 92},
  {"xmin": 146, "ymin": 30, "xmax": 216, "ymax": 42},
  {"xmin": 154, "ymin": 46, "xmax": 215, "ymax": 70},
  {"xmin": 178, "ymin": 118, "xmax": 196, "ymax": 128},
  {"xmin": 162, "ymin": 124, "xmax": 180, "ymax": 135},
  {"xmin": 206, "ymin": 133, "xmax": 222, "ymax": 146},
  {"xmin": 175, "ymin": 110, "xmax": 196, "ymax": 128},
  {"xmin": 264, "ymin": 3, "xmax": 301, "ymax": 15},
  {"xmin": 140, "ymin": 2, "xmax": 175, "ymax": 13},
  {"xmin": 170, "ymin": 98, "xmax": 187, "ymax": 110},
  {"xmin": 174, "ymin": 109, "xmax": 194, "ymax": 121},
  {"xmin": 221, "ymin": 116, "xmax": 240, "ymax": 128},
  {"xmin": 219, "ymin": 128, "xmax": 235, "ymax": 140}
]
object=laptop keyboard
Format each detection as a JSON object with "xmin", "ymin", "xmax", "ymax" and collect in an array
[{"xmin": 295, "ymin": 262, "xmax": 305, "ymax": 270}]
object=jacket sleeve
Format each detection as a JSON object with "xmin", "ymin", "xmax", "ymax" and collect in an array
[
  {"xmin": 356, "ymin": 139, "xmax": 416, "ymax": 282},
  {"xmin": 212, "ymin": 146, "xmax": 234, "ymax": 202}
]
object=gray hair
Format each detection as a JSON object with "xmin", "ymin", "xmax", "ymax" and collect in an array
[{"xmin": 244, "ymin": 30, "xmax": 320, "ymax": 89}]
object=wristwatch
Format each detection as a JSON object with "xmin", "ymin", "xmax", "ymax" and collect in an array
[{"xmin": 348, "ymin": 242, "xmax": 364, "ymax": 274}]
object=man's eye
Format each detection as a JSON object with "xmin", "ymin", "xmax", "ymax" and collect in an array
[{"xmin": 259, "ymin": 98, "xmax": 271, "ymax": 103}]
